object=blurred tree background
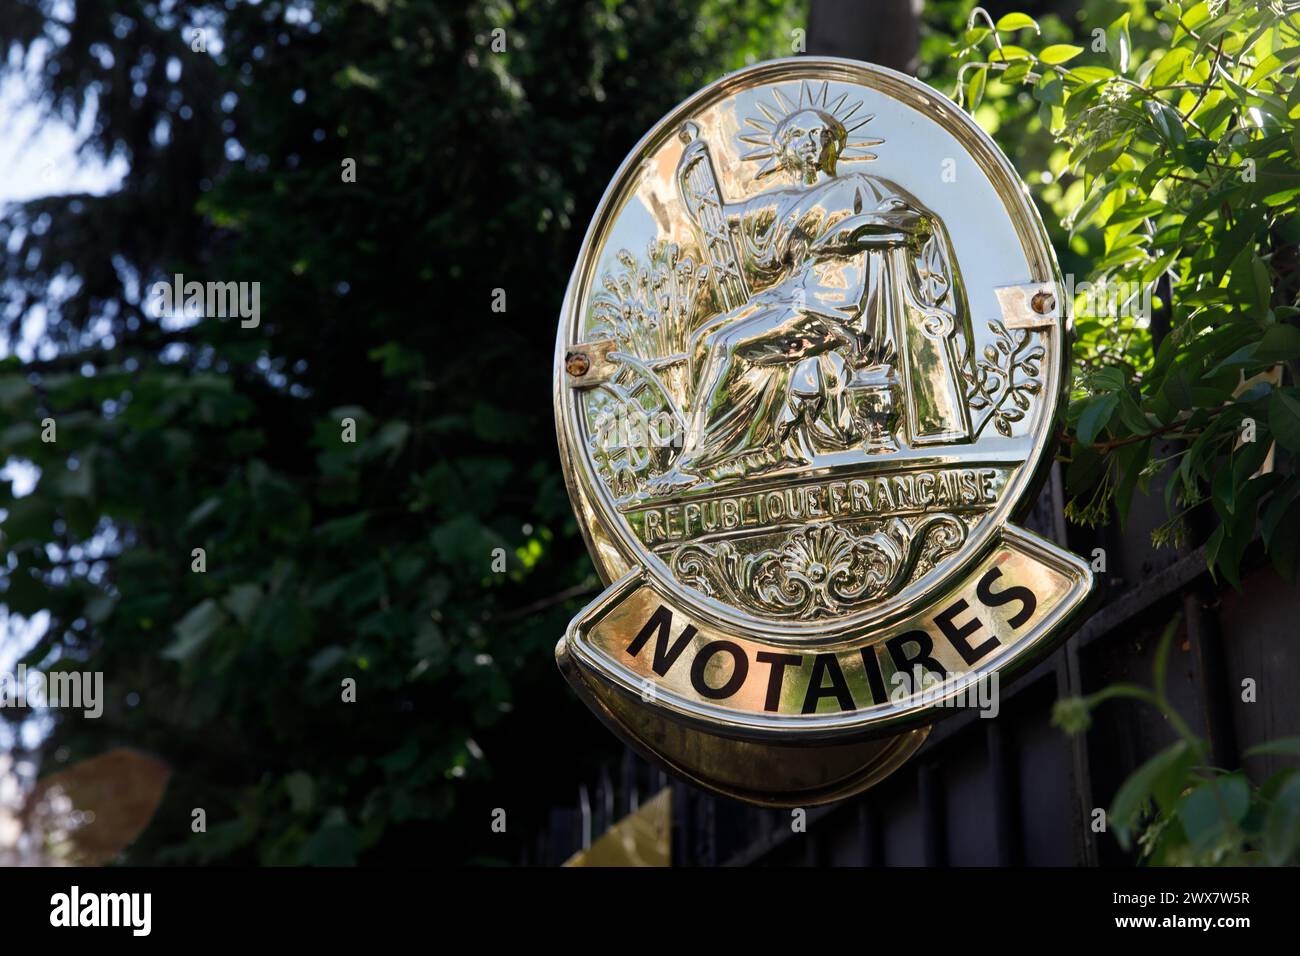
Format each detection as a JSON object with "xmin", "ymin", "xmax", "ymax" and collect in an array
[
  {"xmin": 2, "ymin": 0, "xmax": 1296, "ymax": 865},
  {"xmin": 0, "ymin": 0, "xmax": 808, "ymax": 865}
]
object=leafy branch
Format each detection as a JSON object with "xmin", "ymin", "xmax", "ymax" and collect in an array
[
  {"xmin": 959, "ymin": 319, "xmax": 1044, "ymax": 438},
  {"xmin": 953, "ymin": 2, "xmax": 1300, "ymax": 585}
]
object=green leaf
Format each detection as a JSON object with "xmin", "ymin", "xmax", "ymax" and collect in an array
[
  {"xmin": 1152, "ymin": 2, "xmax": 1177, "ymax": 25},
  {"xmin": 1115, "ymin": 390, "xmax": 1151, "ymax": 435},
  {"xmin": 1205, "ymin": 523, "xmax": 1226, "ymax": 577},
  {"xmin": 1039, "ymin": 44, "xmax": 1085, "ymax": 65},
  {"xmin": 1177, "ymin": 776, "xmax": 1250, "ymax": 854},
  {"xmin": 1179, "ymin": 1, "xmax": 1212, "ymax": 33},
  {"xmin": 432, "ymin": 513, "xmax": 503, "ymax": 568},
  {"xmin": 1070, "ymin": 65, "xmax": 1114, "ymax": 83},
  {"xmin": 223, "ymin": 584, "xmax": 263, "ymax": 627},
  {"xmin": 335, "ymin": 64, "xmax": 379, "ymax": 91},
  {"xmin": 1288, "ymin": 76, "xmax": 1300, "ymax": 120},
  {"xmin": 1174, "ymin": 137, "xmax": 1214, "ymax": 172},
  {"xmin": 285, "ymin": 772, "xmax": 316, "ymax": 814},
  {"xmin": 1090, "ymin": 366, "xmax": 1127, "ymax": 394},
  {"xmin": 301, "ymin": 823, "xmax": 360, "ymax": 866},
  {"xmin": 1252, "ymin": 256, "xmax": 1272, "ymax": 311},
  {"xmin": 2, "ymin": 563, "xmax": 52, "ymax": 617},
  {"xmin": 1069, "ymin": 178, "xmax": 1118, "ymax": 235},
  {"xmin": 163, "ymin": 599, "xmax": 227, "ymax": 661},
  {"xmin": 0, "ymin": 376, "xmax": 32, "ymax": 409},
  {"xmin": 1111, "ymin": 741, "xmax": 1196, "ymax": 847},
  {"xmin": 1213, "ymin": 517, "xmax": 1248, "ymax": 591},
  {"xmin": 1106, "ymin": 14, "xmax": 1130, "ymax": 73},
  {"xmin": 1114, "ymin": 440, "xmax": 1149, "ymax": 525},
  {"xmin": 1163, "ymin": 368, "xmax": 1194, "ymax": 412},
  {"xmin": 1268, "ymin": 391, "xmax": 1300, "ymax": 452},
  {"xmin": 1066, "ymin": 444, "xmax": 1105, "ymax": 495},
  {"xmin": 1146, "ymin": 100, "xmax": 1186, "ymax": 145},
  {"xmin": 1152, "ymin": 616, "xmax": 1179, "ymax": 703},
  {"xmin": 1077, "ymin": 393, "xmax": 1119, "ymax": 445},
  {"xmin": 55, "ymin": 460, "xmax": 94, "ymax": 499},
  {"xmin": 1036, "ymin": 72, "xmax": 1065, "ymax": 108},
  {"xmin": 989, "ymin": 44, "xmax": 1031, "ymax": 63},
  {"xmin": 0, "ymin": 422, "xmax": 37, "ymax": 450},
  {"xmin": 1151, "ymin": 47, "xmax": 1192, "ymax": 88},
  {"xmin": 1265, "ymin": 774, "xmax": 1300, "ymax": 865},
  {"xmin": 1255, "ymin": 324, "xmax": 1300, "ymax": 363},
  {"xmin": 1106, "ymin": 199, "xmax": 1164, "ymax": 229},
  {"xmin": 1263, "ymin": 184, "xmax": 1300, "ymax": 206},
  {"xmin": 996, "ymin": 13, "xmax": 1038, "ymax": 33},
  {"xmin": 1213, "ymin": 457, "xmax": 1236, "ymax": 516},
  {"xmin": 1261, "ymin": 480, "xmax": 1300, "ymax": 548},
  {"xmin": 1, "ymin": 496, "xmax": 54, "ymax": 546},
  {"xmin": 314, "ymin": 511, "xmax": 370, "ymax": 546},
  {"xmin": 1247, "ymin": 737, "xmax": 1300, "ymax": 758},
  {"xmin": 372, "ymin": 420, "xmax": 410, "ymax": 457},
  {"xmin": 1002, "ymin": 60, "xmax": 1032, "ymax": 85},
  {"xmin": 307, "ymin": 645, "xmax": 348, "ymax": 678},
  {"xmin": 1271, "ymin": 502, "xmax": 1300, "ymax": 582},
  {"xmin": 185, "ymin": 497, "xmax": 223, "ymax": 529},
  {"xmin": 85, "ymin": 593, "xmax": 117, "ymax": 624}
]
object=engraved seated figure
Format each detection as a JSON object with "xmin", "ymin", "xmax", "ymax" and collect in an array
[{"xmin": 647, "ymin": 90, "xmax": 970, "ymax": 497}]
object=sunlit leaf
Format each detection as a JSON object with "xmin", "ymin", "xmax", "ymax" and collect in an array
[{"xmin": 1039, "ymin": 44, "xmax": 1085, "ymax": 65}]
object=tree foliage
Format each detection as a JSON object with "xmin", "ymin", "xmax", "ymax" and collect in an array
[
  {"xmin": 0, "ymin": 0, "xmax": 802, "ymax": 864},
  {"xmin": 953, "ymin": 0, "xmax": 1300, "ymax": 587}
]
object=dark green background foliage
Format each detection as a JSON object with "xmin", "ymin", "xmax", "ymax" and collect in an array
[{"xmin": 0, "ymin": 0, "xmax": 803, "ymax": 864}]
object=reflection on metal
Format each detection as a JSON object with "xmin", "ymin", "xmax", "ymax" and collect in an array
[
  {"xmin": 554, "ymin": 58, "xmax": 1093, "ymax": 806},
  {"xmin": 563, "ymin": 789, "xmax": 671, "ymax": 868}
]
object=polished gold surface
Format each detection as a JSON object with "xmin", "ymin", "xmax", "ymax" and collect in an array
[
  {"xmin": 565, "ymin": 525, "xmax": 1088, "ymax": 734},
  {"xmin": 556, "ymin": 638, "xmax": 930, "ymax": 806},
  {"xmin": 553, "ymin": 58, "xmax": 1092, "ymax": 806}
]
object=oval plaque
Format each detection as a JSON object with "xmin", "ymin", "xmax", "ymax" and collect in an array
[{"xmin": 554, "ymin": 57, "xmax": 1093, "ymax": 806}]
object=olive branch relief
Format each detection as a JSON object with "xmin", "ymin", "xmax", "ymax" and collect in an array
[{"xmin": 960, "ymin": 319, "xmax": 1044, "ymax": 438}]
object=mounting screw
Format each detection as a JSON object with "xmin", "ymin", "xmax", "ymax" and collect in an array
[
  {"xmin": 1031, "ymin": 290, "xmax": 1056, "ymax": 314},
  {"xmin": 565, "ymin": 351, "xmax": 591, "ymax": 377}
]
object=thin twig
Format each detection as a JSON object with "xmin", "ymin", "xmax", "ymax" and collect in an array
[{"xmin": 492, "ymin": 580, "xmax": 601, "ymax": 621}]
